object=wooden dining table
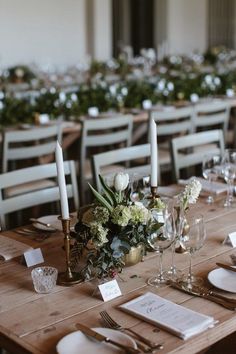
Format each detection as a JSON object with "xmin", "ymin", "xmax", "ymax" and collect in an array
[{"xmin": 0, "ymin": 184, "xmax": 236, "ymax": 354}]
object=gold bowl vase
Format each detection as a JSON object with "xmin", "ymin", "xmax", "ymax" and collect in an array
[{"xmin": 124, "ymin": 243, "xmax": 145, "ymax": 266}]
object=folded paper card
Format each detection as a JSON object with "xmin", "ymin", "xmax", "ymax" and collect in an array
[
  {"xmin": 178, "ymin": 177, "xmax": 227, "ymax": 195},
  {"xmin": 223, "ymin": 232, "xmax": 236, "ymax": 247},
  {"xmin": 119, "ymin": 292, "xmax": 215, "ymax": 340},
  {"xmin": 0, "ymin": 235, "xmax": 33, "ymax": 262}
]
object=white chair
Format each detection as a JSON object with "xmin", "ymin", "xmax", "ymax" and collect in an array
[
  {"xmin": 92, "ymin": 143, "xmax": 158, "ymax": 192},
  {"xmin": 2, "ymin": 125, "xmax": 62, "ymax": 199},
  {"xmin": 148, "ymin": 106, "xmax": 194, "ymax": 179},
  {"xmin": 79, "ymin": 114, "xmax": 133, "ymax": 204},
  {"xmin": 2, "ymin": 124, "xmax": 62, "ymax": 173},
  {"xmin": 192, "ymin": 100, "xmax": 230, "ymax": 139},
  {"xmin": 0, "ymin": 160, "xmax": 79, "ymax": 230},
  {"xmin": 170, "ymin": 129, "xmax": 225, "ymax": 181}
]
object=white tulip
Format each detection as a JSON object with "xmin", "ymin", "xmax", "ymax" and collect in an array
[{"xmin": 114, "ymin": 173, "xmax": 129, "ymax": 192}]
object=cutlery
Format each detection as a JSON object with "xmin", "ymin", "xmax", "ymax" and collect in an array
[
  {"xmin": 29, "ymin": 218, "xmax": 56, "ymax": 229},
  {"xmin": 194, "ymin": 285, "xmax": 236, "ymax": 305},
  {"xmin": 216, "ymin": 262, "xmax": 236, "ymax": 273},
  {"xmin": 76, "ymin": 323, "xmax": 141, "ymax": 353},
  {"xmin": 168, "ymin": 280, "xmax": 236, "ymax": 311},
  {"xmin": 100, "ymin": 310, "xmax": 163, "ymax": 351}
]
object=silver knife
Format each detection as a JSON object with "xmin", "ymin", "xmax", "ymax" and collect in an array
[
  {"xmin": 76, "ymin": 323, "xmax": 141, "ymax": 353},
  {"xmin": 168, "ymin": 281, "xmax": 236, "ymax": 311},
  {"xmin": 216, "ymin": 262, "xmax": 236, "ymax": 273}
]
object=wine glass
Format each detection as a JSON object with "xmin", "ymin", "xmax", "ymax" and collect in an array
[
  {"xmin": 202, "ymin": 154, "xmax": 221, "ymax": 204},
  {"xmin": 148, "ymin": 209, "xmax": 175, "ymax": 287},
  {"xmin": 221, "ymin": 149, "xmax": 236, "ymax": 207},
  {"xmin": 181, "ymin": 214, "xmax": 206, "ymax": 289}
]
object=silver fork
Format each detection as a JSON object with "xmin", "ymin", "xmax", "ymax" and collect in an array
[{"xmin": 100, "ymin": 311, "xmax": 163, "ymax": 351}]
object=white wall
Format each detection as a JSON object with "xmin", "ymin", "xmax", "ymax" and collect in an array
[
  {"xmin": 92, "ymin": 0, "xmax": 112, "ymax": 60},
  {"xmin": 0, "ymin": 0, "xmax": 87, "ymax": 69},
  {"xmin": 167, "ymin": 0, "xmax": 208, "ymax": 55}
]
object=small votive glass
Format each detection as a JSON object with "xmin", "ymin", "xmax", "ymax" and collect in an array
[{"xmin": 31, "ymin": 266, "xmax": 58, "ymax": 293}]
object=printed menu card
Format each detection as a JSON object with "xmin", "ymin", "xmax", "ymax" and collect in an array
[
  {"xmin": 119, "ymin": 292, "xmax": 215, "ymax": 340},
  {"xmin": 0, "ymin": 235, "xmax": 33, "ymax": 261}
]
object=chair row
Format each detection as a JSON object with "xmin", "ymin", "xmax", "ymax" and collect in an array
[
  {"xmin": 0, "ymin": 128, "xmax": 225, "ymax": 230},
  {"xmin": 1, "ymin": 100, "xmax": 231, "ymax": 207}
]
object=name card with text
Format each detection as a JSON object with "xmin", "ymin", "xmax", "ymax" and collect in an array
[
  {"xmin": 98, "ymin": 279, "xmax": 122, "ymax": 302},
  {"xmin": 223, "ymin": 232, "xmax": 236, "ymax": 247}
]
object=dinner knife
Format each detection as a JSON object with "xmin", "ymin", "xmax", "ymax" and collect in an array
[
  {"xmin": 168, "ymin": 281, "xmax": 236, "ymax": 311},
  {"xmin": 76, "ymin": 323, "xmax": 141, "ymax": 353},
  {"xmin": 216, "ymin": 262, "xmax": 236, "ymax": 273},
  {"xmin": 29, "ymin": 218, "xmax": 55, "ymax": 229}
]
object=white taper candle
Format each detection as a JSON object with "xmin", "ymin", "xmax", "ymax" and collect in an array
[
  {"xmin": 55, "ymin": 141, "xmax": 69, "ymax": 219},
  {"xmin": 150, "ymin": 119, "xmax": 158, "ymax": 187}
]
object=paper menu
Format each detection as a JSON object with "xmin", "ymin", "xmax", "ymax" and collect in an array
[
  {"xmin": 119, "ymin": 292, "xmax": 215, "ymax": 340},
  {"xmin": 0, "ymin": 235, "xmax": 33, "ymax": 261},
  {"xmin": 178, "ymin": 177, "xmax": 227, "ymax": 195}
]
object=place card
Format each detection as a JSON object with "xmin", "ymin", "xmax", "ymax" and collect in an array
[
  {"xmin": 0, "ymin": 235, "xmax": 33, "ymax": 262},
  {"xmin": 119, "ymin": 292, "xmax": 215, "ymax": 340},
  {"xmin": 23, "ymin": 248, "xmax": 44, "ymax": 267},
  {"xmin": 98, "ymin": 279, "xmax": 122, "ymax": 302},
  {"xmin": 223, "ymin": 232, "xmax": 236, "ymax": 247}
]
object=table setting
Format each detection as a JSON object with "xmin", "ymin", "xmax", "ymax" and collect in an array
[{"xmin": 2, "ymin": 138, "xmax": 236, "ymax": 353}]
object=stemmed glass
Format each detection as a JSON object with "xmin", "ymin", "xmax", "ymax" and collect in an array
[
  {"xmin": 221, "ymin": 149, "xmax": 236, "ymax": 207},
  {"xmin": 202, "ymin": 154, "xmax": 221, "ymax": 204},
  {"xmin": 166, "ymin": 197, "xmax": 185, "ymax": 280},
  {"xmin": 181, "ymin": 214, "xmax": 206, "ymax": 289},
  {"xmin": 148, "ymin": 209, "xmax": 175, "ymax": 287}
]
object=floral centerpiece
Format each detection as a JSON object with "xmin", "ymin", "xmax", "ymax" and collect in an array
[{"xmin": 71, "ymin": 173, "xmax": 165, "ymax": 280}]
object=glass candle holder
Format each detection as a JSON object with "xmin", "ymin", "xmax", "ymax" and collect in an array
[{"xmin": 31, "ymin": 266, "xmax": 58, "ymax": 294}]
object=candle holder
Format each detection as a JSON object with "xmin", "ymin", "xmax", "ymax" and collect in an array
[
  {"xmin": 146, "ymin": 186, "xmax": 160, "ymax": 209},
  {"xmin": 151, "ymin": 186, "xmax": 158, "ymax": 199},
  {"xmin": 57, "ymin": 216, "xmax": 82, "ymax": 286}
]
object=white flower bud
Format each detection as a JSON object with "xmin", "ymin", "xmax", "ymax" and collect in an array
[{"xmin": 114, "ymin": 172, "xmax": 129, "ymax": 192}]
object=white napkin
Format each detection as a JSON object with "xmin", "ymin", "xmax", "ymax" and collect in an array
[
  {"xmin": 178, "ymin": 177, "xmax": 227, "ymax": 195},
  {"xmin": 119, "ymin": 292, "xmax": 215, "ymax": 340}
]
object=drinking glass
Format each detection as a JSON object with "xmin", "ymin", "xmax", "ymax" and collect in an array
[
  {"xmin": 166, "ymin": 197, "xmax": 185, "ymax": 280},
  {"xmin": 181, "ymin": 215, "xmax": 206, "ymax": 289},
  {"xmin": 148, "ymin": 210, "xmax": 175, "ymax": 287},
  {"xmin": 202, "ymin": 154, "xmax": 221, "ymax": 204},
  {"xmin": 221, "ymin": 149, "xmax": 236, "ymax": 207},
  {"xmin": 129, "ymin": 172, "xmax": 150, "ymax": 203},
  {"xmin": 31, "ymin": 266, "xmax": 58, "ymax": 293}
]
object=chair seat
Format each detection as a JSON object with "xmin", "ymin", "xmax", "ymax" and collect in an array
[
  {"xmin": 193, "ymin": 143, "xmax": 219, "ymax": 154},
  {"xmin": 84, "ymin": 159, "xmax": 125, "ymax": 180},
  {"xmin": 5, "ymin": 179, "xmax": 56, "ymax": 198}
]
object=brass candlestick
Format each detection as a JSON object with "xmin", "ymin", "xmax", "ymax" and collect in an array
[
  {"xmin": 57, "ymin": 216, "xmax": 82, "ymax": 286},
  {"xmin": 151, "ymin": 186, "xmax": 158, "ymax": 199}
]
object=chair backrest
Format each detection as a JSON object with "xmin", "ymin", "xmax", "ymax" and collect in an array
[
  {"xmin": 79, "ymin": 114, "xmax": 133, "ymax": 202},
  {"xmin": 192, "ymin": 100, "xmax": 230, "ymax": 138},
  {"xmin": 149, "ymin": 106, "xmax": 194, "ymax": 140},
  {"xmin": 170, "ymin": 129, "xmax": 225, "ymax": 181},
  {"xmin": 2, "ymin": 124, "xmax": 62, "ymax": 173},
  {"xmin": 92, "ymin": 143, "xmax": 158, "ymax": 192},
  {"xmin": 0, "ymin": 160, "xmax": 79, "ymax": 230}
]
